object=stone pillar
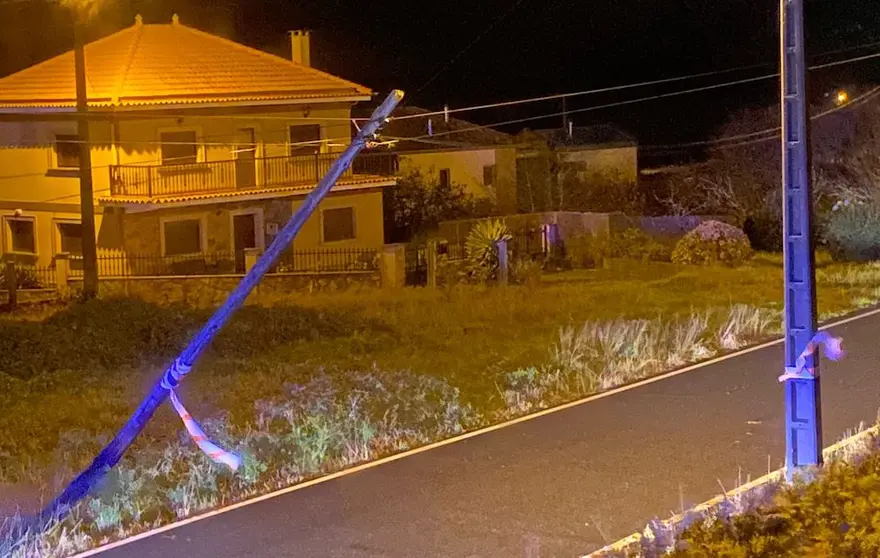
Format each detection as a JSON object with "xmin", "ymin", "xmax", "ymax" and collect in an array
[
  {"xmin": 55, "ymin": 253, "xmax": 71, "ymax": 296},
  {"xmin": 380, "ymin": 244, "xmax": 406, "ymax": 289},
  {"xmin": 243, "ymin": 247, "xmax": 262, "ymax": 274},
  {"xmin": 496, "ymin": 240, "xmax": 509, "ymax": 286},
  {"xmin": 426, "ymin": 239, "xmax": 438, "ymax": 289}
]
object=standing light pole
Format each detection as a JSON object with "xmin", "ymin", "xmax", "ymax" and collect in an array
[
  {"xmin": 780, "ymin": 0, "xmax": 821, "ymax": 481},
  {"xmin": 73, "ymin": 16, "xmax": 99, "ymax": 299}
]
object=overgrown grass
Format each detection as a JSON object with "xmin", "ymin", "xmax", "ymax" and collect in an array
[
  {"xmin": 665, "ymin": 430, "xmax": 880, "ymax": 557},
  {"xmin": 2, "ymin": 254, "xmax": 880, "ymax": 556}
]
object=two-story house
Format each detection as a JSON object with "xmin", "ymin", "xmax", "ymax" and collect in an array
[{"xmin": 0, "ymin": 15, "xmax": 395, "ymax": 275}]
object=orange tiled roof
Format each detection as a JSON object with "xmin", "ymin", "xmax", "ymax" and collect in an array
[{"xmin": 0, "ymin": 16, "xmax": 372, "ymax": 109}]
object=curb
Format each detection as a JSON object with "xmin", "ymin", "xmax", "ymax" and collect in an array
[{"xmin": 584, "ymin": 422, "xmax": 880, "ymax": 557}]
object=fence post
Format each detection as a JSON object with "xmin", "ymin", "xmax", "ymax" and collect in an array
[
  {"xmin": 5, "ymin": 259, "xmax": 17, "ymax": 310},
  {"xmin": 496, "ymin": 240, "xmax": 509, "ymax": 286},
  {"xmin": 380, "ymin": 244, "xmax": 406, "ymax": 289},
  {"xmin": 243, "ymin": 247, "xmax": 262, "ymax": 274},
  {"xmin": 55, "ymin": 253, "xmax": 71, "ymax": 297},
  {"xmin": 426, "ymin": 239, "xmax": 438, "ymax": 289}
]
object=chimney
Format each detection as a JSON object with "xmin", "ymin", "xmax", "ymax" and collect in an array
[{"xmin": 289, "ymin": 30, "xmax": 311, "ymax": 67}]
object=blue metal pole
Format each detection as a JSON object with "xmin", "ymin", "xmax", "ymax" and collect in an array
[
  {"xmin": 37, "ymin": 90, "xmax": 404, "ymax": 522},
  {"xmin": 780, "ymin": 0, "xmax": 821, "ymax": 481}
]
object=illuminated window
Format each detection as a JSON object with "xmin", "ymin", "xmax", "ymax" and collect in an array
[
  {"xmin": 160, "ymin": 131, "xmax": 198, "ymax": 165},
  {"xmin": 439, "ymin": 168, "xmax": 451, "ymax": 189},
  {"xmin": 322, "ymin": 207, "xmax": 355, "ymax": 242},
  {"xmin": 289, "ymin": 125, "xmax": 321, "ymax": 156},
  {"xmin": 483, "ymin": 165, "xmax": 495, "ymax": 187},
  {"xmin": 6, "ymin": 217, "xmax": 36, "ymax": 254},
  {"xmin": 54, "ymin": 134, "xmax": 80, "ymax": 168},
  {"xmin": 163, "ymin": 218, "xmax": 203, "ymax": 255}
]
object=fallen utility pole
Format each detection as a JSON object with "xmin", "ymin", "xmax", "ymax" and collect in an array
[
  {"xmin": 36, "ymin": 89, "xmax": 404, "ymax": 524},
  {"xmin": 779, "ymin": 0, "xmax": 822, "ymax": 480},
  {"xmin": 74, "ymin": 20, "xmax": 99, "ymax": 300}
]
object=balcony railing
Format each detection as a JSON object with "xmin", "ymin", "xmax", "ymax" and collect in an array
[{"xmin": 109, "ymin": 151, "xmax": 399, "ymax": 199}]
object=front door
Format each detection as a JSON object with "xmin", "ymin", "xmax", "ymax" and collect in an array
[
  {"xmin": 235, "ymin": 128, "xmax": 257, "ymax": 190},
  {"xmin": 233, "ymin": 213, "xmax": 257, "ymax": 273}
]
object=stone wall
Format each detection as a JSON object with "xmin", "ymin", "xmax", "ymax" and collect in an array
[
  {"xmin": 69, "ymin": 271, "xmax": 380, "ymax": 308},
  {"xmin": 0, "ymin": 288, "xmax": 59, "ymax": 307}
]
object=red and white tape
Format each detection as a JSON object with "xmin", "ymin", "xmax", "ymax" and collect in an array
[
  {"xmin": 778, "ymin": 331, "xmax": 845, "ymax": 383},
  {"xmin": 161, "ymin": 359, "xmax": 242, "ymax": 471}
]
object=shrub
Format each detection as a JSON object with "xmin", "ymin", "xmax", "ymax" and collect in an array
[
  {"xmin": 0, "ymin": 267, "xmax": 45, "ymax": 290},
  {"xmin": 465, "ymin": 219, "xmax": 513, "ymax": 283},
  {"xmin": 510, "ymin": 258, "xmax": 543, "ymax": 286},
  {"xmin": 563, "ymin": 234, "xmax": 608, "ymax": 269},
  {"xmin": 436, "ymin": 256, "xmax": 468, "ymax": 287},
  {"xmin": 672, "ymin": 449, "xmax": 880, "ymax": 557},
  {"xmin": 671, "ymin": 220, "xmax": 752, "ymax": 266},
  {"xmin": 824, "ymin": 201, "xmax": 880, "ymax": 261},
  {"xmin": 610, "ymin": 228, "xmax": 673, "ymax": 262},
  {"xmin": 743, "ymin": 212, "xmax": 783, "ymax": 252}
]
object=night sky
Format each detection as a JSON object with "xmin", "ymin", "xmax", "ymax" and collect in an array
[{"xmin": 1, "ymin": 0, "xmax": 878, "ymax": 161}]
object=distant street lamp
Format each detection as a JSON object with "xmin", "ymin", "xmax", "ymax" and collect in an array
[{"xmin": 835, "ymin": 89, "xmax": 850, "ymax": 106}]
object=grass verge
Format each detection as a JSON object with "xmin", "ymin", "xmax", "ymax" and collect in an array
[{"xmin": 2, "ymin": 255, "xmax": 880, "ymax": 556}]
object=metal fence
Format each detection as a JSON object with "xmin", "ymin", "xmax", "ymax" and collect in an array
[
  {"xmin": 1, "ymin": 263, "xmax": 56, "ymax": 290},
  {"xmin": 68, "ymin": 252, "xmax": 238, "ymax": 278},
  {"xmin": 405, "ymin": 246, "xmax": 428, "ymax": 286},
  {"xmin": 272, "ymin": 248, "xmax": 379, "ymax": 273}
]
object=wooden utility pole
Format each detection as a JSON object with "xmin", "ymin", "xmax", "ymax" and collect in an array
[{"xmin": 74, "ymin": 20, "xmax": 99, "ymax": 299}]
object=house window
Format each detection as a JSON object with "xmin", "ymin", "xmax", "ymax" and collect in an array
[
  {"xmin": 57, "ymin": 222, "xmax": 83, "ymax": 255},
  {"xmin": 160, "ymin": 130, "xmax": 199, "ymax": 165},
  {"xmin": 54, "ymin": 134, "xmax": 80, "ymax": 168},
  {"xmin": 439, "ymin": 168, "xmax": 451, "ymax": 189},
  {"xmin": 163, "ymin": 218, "xmax": 203, "ymax": 256},
  {"xmin": 483, "ymin": 165, "xmax": 496, "ymax": 187},
  {"xmin": 322, "ymin": 207, "xmax": 355, "ymax": 242},
  {"xmin": 289, "ymin": 125, "xmax": 321, "ymax": 156},
  {"xmin": 6, "ymin": 217, "xmax": 36, "ymax": 254}
]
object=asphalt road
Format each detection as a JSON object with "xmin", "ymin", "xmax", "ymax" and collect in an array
[{"xmin": 96, "ymin": 311, "xmax": 880, "ymax": 558}]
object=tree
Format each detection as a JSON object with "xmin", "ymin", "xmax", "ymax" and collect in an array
[{"xmin": 383, "ymin": 169, "xmax": 492, "ymax": 244}]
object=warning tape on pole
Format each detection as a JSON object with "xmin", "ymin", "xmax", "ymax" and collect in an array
[
  {"xmin": 778, "ymin": 331, "xmax": 845, "ymax": 382},
  {"xmin": 160, "ymin": 358, "xmax": 241, "ymax": 471}
]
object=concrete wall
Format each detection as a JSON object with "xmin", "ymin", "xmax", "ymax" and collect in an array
[
  {"xmin": 398, "ymin": 147, "xmax": 518, "ymax": 213},
  {"xmin": 436, "ymin": 212, "xmax": 728, "ymax": 245}
]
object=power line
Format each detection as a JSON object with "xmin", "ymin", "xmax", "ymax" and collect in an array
[
  {"xmin": 639, "ymin": 85, "xmax": 880, "ymax": 152},
  {"xmin": 390, "ymin": 44, "xmax": 880, "ymax": 123},
  {"xmin": 389, "ymin": 49, "xmax": 880, "ymax": 144}
]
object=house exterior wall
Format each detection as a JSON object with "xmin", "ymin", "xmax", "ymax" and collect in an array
[
  {"xmin": 556, "ymin": 146, "xmax": 638, "ymax": 184},
  {"xmin": 0, "ymin": 103, "xmax": 357, "ymax": 266},
  {"xmin": 397, "ymin": 147, "xmax": 518, "ymax": 213},
  {"xmin": 121, "ymin": 188, "xmax": 385, "ymax": 256}
]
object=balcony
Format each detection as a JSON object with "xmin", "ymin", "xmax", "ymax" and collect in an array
[{"xmin": 108, "ymin": 151, "xmax": 399, "ymax": 200}]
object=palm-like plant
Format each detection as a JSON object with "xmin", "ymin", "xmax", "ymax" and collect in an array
[{"xmin": 465, "ymin": 219, "xmax": 512, "ymax": 282}]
